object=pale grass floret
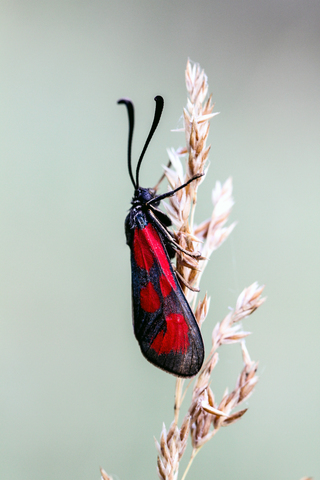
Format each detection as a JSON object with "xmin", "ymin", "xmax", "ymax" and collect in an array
[
  {"xmin": 210, "ymin": 282, "xmax": 266, "ymax": 352},
  {"xmin": 100, "ymin": 468, "xmax": 113, "ymax": 480},
  {"xmin": 196, "ymin": 177, "xmax": 236, "ymax": 256}
]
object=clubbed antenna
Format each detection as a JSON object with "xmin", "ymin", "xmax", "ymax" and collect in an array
[
  {"xmin": 118, "ymin": 96, "xmax": 164, "ymax": 189},
  {"xmin": 117, "ymin": 98, "xmax": 136, "ymax": 188},
  {"xmin": 135, "ymin": 95, "xmax": 164, "ymax": 188}
]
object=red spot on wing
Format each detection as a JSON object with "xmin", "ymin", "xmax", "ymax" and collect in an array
[
  {"xmin": 139, "ymin": 224, "xmax": 177, "ymax": 290},
  {"xmin": 159, "ymin": 274, "xmax": 172, "ymax": 297},
  {"xmin": 150, "ymin": 313, "xmax": 189, "ymax": 354},
  {"xmin": 133, "ymin": 227, "xmax": 154, "ymax": 271},
  {"xmin": 140, "ymin": 282, "xmax": 160, "ymax": 313}
]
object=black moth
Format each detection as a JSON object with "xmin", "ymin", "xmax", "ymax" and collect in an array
[{"xmin": 118, "ymin": 95, "xmax": 204, "ymax": 377}]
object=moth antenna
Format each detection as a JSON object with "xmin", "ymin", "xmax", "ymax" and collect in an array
[
  {"xmin": 117, "ymin": 98, "xmax": 136, "ymax": 189},
  {"xmin": 135, "ymin": 95, "xmax": 164, "ymax": 188}
]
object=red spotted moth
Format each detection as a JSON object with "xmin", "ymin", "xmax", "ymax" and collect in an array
[{"xmin": 118, "ymin": 96, "xmax": 204, "ymax": 377}]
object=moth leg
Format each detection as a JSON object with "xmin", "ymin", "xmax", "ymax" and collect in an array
[
  {"xmin": 148, "ymin": 209, "xmax": 205, "ymax": 260},
  {"xmin": 147, "ymin": 173, "xmax": 204, "ymax": 205},
  {"xmin": 173, "ymin": 267, "xmax": 200, "ymax": 292}
]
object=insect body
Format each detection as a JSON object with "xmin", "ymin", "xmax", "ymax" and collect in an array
[{"xmin": 118, "ymin": 96, "xmax": 204, "ymax": 377}]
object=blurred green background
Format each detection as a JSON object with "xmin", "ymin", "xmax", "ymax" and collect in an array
[{"xmin": 1, "ymin": 0, "xmax": 319, "ymax": 479}]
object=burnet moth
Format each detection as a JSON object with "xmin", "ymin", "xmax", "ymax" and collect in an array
[{"xmin": 118, "ymin": 95, "xmax": 205, "ymax": 377}]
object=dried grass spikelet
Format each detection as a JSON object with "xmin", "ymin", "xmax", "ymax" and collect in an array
[
  {"xmin": 100, "ymin": 467, "xmax": 113, "ymax": 480},
  {"xmin": 212, "ymin": 342, "xmax": 258, "ymax": 429},
  {"xmin": 190, "ymin": 177, "xmax": 236, "ymax": 303},
  {"xmin": 194, "ymin": 293, "xmax": 210, "ymax": 329},
  {"xmin": 210, "ymin": 282, "xmax": 266, "ymax": 353},
  {"xmin": 155, "ymin": 417, "xmax": 190, "ymax": 480}
]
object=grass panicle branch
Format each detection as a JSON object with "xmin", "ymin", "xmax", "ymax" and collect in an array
[{"xmin": 156, "ymin": 60, "xmax": 265, "ymax": 480}]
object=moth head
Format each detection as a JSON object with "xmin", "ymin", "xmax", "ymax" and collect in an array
[{"xmin": 133, "ymin": 187, "xmax": 157, "ymax": 205}]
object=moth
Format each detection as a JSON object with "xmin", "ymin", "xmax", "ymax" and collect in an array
[{"xmin": 118, "ymin": 95, "xmax": 204, "ymax": 377}]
